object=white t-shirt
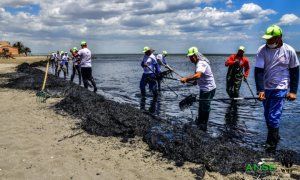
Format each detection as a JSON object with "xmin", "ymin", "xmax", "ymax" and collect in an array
[
  {"xmin": 78, "ymin": 48, "xmax": 92, "ymax": 68},
  {"xmin": 156, "ymin": 54, "xmax": 163, "ymax": 71},
  {"xmin": 142, "ymin": 54, "xmax": 158, "ymax": 74},
  {"xmin": 196, "ymin": 59, "xmax": 216, "ymax": 92},
  {"xmin": 51, "ymin": 53, "xmax": 56, "ymax": 59},
  {"xmin": 55, "ymin": 53, "xmax": 61, "ymax": 61},
  {"xmin": 62, "ymin": 54, "xmax": 68, "ymax": 60},
  {"xmin": 255, "ymin": 43, "xmax": 299, "ymax": 89}
]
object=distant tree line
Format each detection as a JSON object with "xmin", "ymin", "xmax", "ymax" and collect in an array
[{"xmin": 12, "ymin": 41, "xmax": 31, "ymax": 56}]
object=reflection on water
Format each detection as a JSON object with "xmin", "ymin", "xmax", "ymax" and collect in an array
[
  {"xmin": 140, "ymin": 96, "xmax": 161, "ymax": 117},
  {"xmin": 53, "ymin": 54, "xmax": 300, "ymax": 153},
  {"xmin": 224, "ymin": 101, "xmax": 239, "ymax": 135}
]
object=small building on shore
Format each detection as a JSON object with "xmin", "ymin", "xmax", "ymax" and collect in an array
[{"xmin": 0, "ymin": 41, "xmax": 19, "ymax": 56}]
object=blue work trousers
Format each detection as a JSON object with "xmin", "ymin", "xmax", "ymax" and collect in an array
[
  {"xmin": 140, "ymin": 73, "xmax": 157, "ymax": 96},
  {"xmin": 263, "ymin": 89, "xmax": 287, "ymax": 128}
]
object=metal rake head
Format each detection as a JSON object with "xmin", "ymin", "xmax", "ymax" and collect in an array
[
  {"xmin": 36, "ymin": 90, "xmax": 50, "ymax": 103},
  {"xmin": 160, "ymin": 70, "xmax": 173, "ymax": 79},
  {"xmin": 179, "ymin": 94, "xmax": 197, "ymax": 110}
]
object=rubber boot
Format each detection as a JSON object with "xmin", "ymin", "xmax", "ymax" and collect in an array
[
  {"xmin": 88, "ymin": 78, "xmax": 97, "ymax": 92},
  {"xmin": 233, "ymin": 91, "xmax": 239, "ymax": 98},
  {"xmin": 198, "ymin": 111, "xmax": 209, "ymax": 131},
  {"xmin": 57, "ymin": 70, "xmax": 61, "ymax": 77},
  {"xmin": 66, "ymin": 63, "xmax": 69, "ymax": 76},
  {"xmin": 78, "ymin": 75, "xmax": 82, "ymax": 86},
  {"xmin": 141, "ymin": 90, "xmax": 146, "ymax": 97},
  {"xmin": 70, "ymin": 74, "xmax": 74, "ymax": 82},
  {"xmin": 157, "ymin": 80, "xmax": 161, "ymax": 92},
  {"xmin": 226, "ymin": 89, "xmax": 233, "ymax": 98},
  {"xmin": 152, "ymin": 90, "xmax": 158, "ymax": 97},
  {"xmin": 265, "ymin": 127, "xmax": 279, "ymax": 153}
]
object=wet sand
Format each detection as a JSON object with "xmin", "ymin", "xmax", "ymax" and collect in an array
[{"xmin": 1, "ymin": 57, "xmax": 300, "ymax": 179}]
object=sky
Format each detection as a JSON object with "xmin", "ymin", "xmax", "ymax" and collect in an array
[{"xmin": 0, "ymin": 0, "xmax": 300, "ymax": 54}]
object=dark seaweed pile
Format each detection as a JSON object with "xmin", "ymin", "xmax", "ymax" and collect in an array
[
  {"xmin": 1, "ymin": 62, "xmax": 299, "ymax": 178},
  {"xmin": 58, "ymin": 88, "xmax": 162, "ymax": 138}
]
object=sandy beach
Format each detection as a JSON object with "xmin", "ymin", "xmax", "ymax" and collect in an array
[
  {"xmin": 0, "ymin": 57, "xmax": 201, "ymax": 179},
  {"xmin": 1, "ymin": 56, "xmax": 300, "ymax": 180},
  {"xmin": 0, "ymin": 56, "xmax": 48, "ymax": 64}
]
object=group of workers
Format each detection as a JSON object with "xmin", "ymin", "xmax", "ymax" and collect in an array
[
  {"xmin": 140, "ymin": 25, "xmax": 299, "ymax": 153},
  {"xmin": 140, "ymin": 47, "xmax": 173, "ymax": 96},
  {"xmin": 49, "ymin": 41, "xmax": 97, "ymax": 92},
  {"xmin": 47, "ymin": 25, "xmax": 298, "ymax": 153}
]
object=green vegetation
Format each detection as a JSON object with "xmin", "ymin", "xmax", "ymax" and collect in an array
[{"xmin": 13, "ymin": 41, "xmax": 31, "ymax": 56}]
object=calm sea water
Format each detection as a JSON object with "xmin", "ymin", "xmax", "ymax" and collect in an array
[{"xmin": 57, "ymin": 54, "xmax": 300, "ymax": 152}]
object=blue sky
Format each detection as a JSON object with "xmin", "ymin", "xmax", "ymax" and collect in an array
[
  {"xmin": 0, "ymin": 0, "xmax": 299, "ymax": 54},
  {"xmin": 4, "ymin": 4, "xmax": 40, "ymax": 15}
]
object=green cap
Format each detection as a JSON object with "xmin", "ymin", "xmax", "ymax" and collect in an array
[
  {"xmin": 81, "ymin": 41, "xmax": 87, "ymax": 46},
  {"xmin": 60, "ymin": 50, "xmax": 64, "ymax": 54},
  {"xmin": 187, "ymin": 47, "xmax": 198, "ymax": 56},
  {"xmin": 72, "ymin": 47, "xmax": 78, "ymax": 52},
  {"xmin": 262, "ymin": 25, "xmax": 282, "ymax": 40},
  {"xmin": 162, "ymin": 50, "xmax": 168, "ymax": 55},
  {"xmin": 143, "ymin": 46, "xmax": 154, "ymax": 53},
  {"xmin": 238, "ymin": 46, "xmax": 245, "ymax": 51}
]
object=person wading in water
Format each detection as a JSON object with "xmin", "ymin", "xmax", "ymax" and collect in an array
[
  {"xmin": 140, "ymin": 46, "xmax": 160, "ymax": 97},
  {"xmin": 74, "ymin": 41, "xmax": 97, "ymax": 92},
  {"xmin": 225, "ymin": 46, "xmax": 250, "ymax": 98},
  {"xmin": 255, "ymin": 25, "xmax": 299, "ymax": 153},
  {"xmin": 180, "ymin": 47, "xmax": 216, "ymax": 131},
  {"xmin": 70, "ymin": 47, "xmax": 82, "ymax": 85}
]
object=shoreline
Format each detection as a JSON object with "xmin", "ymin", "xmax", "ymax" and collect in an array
[
  {"xmin": 0, "ymin": 56, "xmax": 48, "ymax": 64},
  {"xmin": 0, "ymin": 59, "xmax": 199, "ymax": 179},
  {"xmin": 1, "ymin": 57, "xmax": 300, "ymax": 179}
]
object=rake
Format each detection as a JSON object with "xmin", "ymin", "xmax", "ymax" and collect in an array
[
  {"xmin": 179, "ymin": 95, "xmax": 287, "ymax": 110},
  {"xmin": 36, "ymin": 59, "xmax": 50, "ymax": 103}
]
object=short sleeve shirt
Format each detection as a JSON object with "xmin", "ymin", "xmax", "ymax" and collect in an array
[
  {"xmin": 156, "ymin": 54, "xmax": 163, "ymax": 71},
  {"xmin": 255, "ymin": 43, "xmax": 299, "ymax": 89},
  {"xmin": 78, "ymin": 48, "xmax": 92, "ymax": 68},
  {"xmin": 196, "ymin": 58, "xmax": 216, "ymax": 92},
  {"xmin": 142, "ymin": 54, "xmax": 158, "ymax": 74}
]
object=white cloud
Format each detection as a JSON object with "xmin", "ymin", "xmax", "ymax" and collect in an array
[
  {"xmin": 240, "ymin": 3, "xmax": 262, "ymax": 14},
  {"xmin": 152, "ymin": 2, "xmax": 167, "ymax": 11},
  {"xmin": 278, "ymin": 14, "xmax": 300, "ymax": 26},
  {"xmin": 239, "ymin": 3, "xmax": 276, "ymax": 20},
  {"xmin": 226, "ymin": 0, "xmax": 233, "ymax": 8},
  {"xmin": 155, "ymin": 19, "xmax": 166, "ymax": 26},
  {"xmin": 0, "ymin": 1, "xmax": 281, "ymax": 53}
]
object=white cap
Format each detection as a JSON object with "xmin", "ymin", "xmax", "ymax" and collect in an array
[{"xmin": 156, "ymin": 54, "xmax": 163, "ymax": 60}]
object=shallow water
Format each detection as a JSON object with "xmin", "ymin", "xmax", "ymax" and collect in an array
[{"xmin": 55, "ymin": 54, "xmax": 300, "ymax": 152}]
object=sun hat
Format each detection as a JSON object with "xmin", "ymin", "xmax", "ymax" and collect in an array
[
  {"xmin": 238, "ymin": 46, "xmax": 245, "ymax": 52},
  {"xmin": 72, "ymin": 47, "xmax": 78, "ymax": 52},
  {"xmin": 262, "ymin": 25, "xmax": 282, "ymax": 40},
  {"xmin": 143, "ymin": 46, "xmax": 154, "ymax": 53},
  {"xmin": 187, "ymin": 47, "xmax": 199, "ymax": 56}
]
